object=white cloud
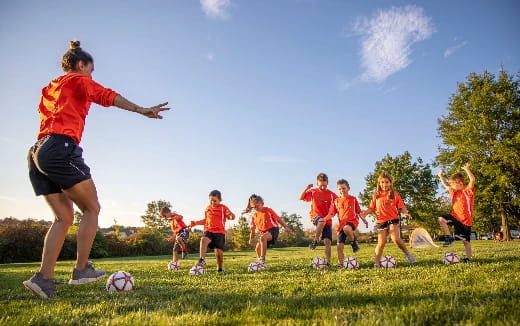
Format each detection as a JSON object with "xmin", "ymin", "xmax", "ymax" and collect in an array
[
  {"xmin": 200, "ymin": 0, "xmax": 231, "ymax": 20},
  {"xmin": 444, "ymin": 41, "xmax": 468, "ymax": 57},
  {"xmin": 353, "ymin": 5, "xmax": 435, "ymax": 82}
]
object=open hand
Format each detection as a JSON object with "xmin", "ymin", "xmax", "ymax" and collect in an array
[{"xmin": 143, "ymin": 102, "xmax": 170, "ymax": 119}]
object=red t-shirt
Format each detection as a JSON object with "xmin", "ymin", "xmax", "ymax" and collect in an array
[
  {"xmin": 449, "ymin": 187, "xmax": 475, "ymax": 226},
  {"xmin": 302, "ymin": 188, "xmax": 338, "ymax": 226},
  {"xmin": 369, "ymin": 191, "xmax": 405, "ymax": 223},
  {"xmin": 202, "ymin": 204, "xmax": 232, "ymax": 234},
  {"xmin": 250, "ymin": 207, "xmax": 280, "ymax": 233},
  {"xmin": 329, "ymin": 196, "xmax": 361, "ymax": 232},
  {"xmin": 37, "ymin": 73, "xmax": 118, "ymax": 144},
  {"xmin": 170, "ymin": 215, "xmax": 188, "ymax": 234}
]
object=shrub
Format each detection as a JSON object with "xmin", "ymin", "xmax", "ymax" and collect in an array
[{"xmin": 0, "ymin": 219, "xmax": 48, "ymax": 263}]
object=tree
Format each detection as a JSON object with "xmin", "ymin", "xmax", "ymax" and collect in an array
[
  {"xmin": 74, "ymin": 210, "xmax": 83, "ymax": 226},
  {"xmin": 436, "ymin": 69, "xmax": 520, "ymax": 240},
  {"xmin": 277, "ymin": 212, "xmax": 307, "ymax": 246},
  {"xmin": 232, "ymin": 215, "xmax": 251, "ymax": 250},
  {"xmin": 140, "ymin": 200, "xmax": 171, "ymax": 234},
  {"xmin": 359, "ymin": 152, "xmax": 439, "ymax": 229}
]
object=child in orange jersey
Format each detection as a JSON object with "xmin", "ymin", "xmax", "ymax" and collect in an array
[
  {"xmin": 360, "ymin": 172, "xmax": 415, "ymax": 268},
  {"xmin": 437, "ymin": 163, "xmax": 476, "ymax": 262},
  {"xmin": 190, "ymin": 190, "xmax": 235, "ymax": 272},
  {"xmin": 161, "ymin": 206, "xmax": 190, "ymax": 261},
  {"xmin": 244, "ymin": 194, "xmax": 293, "ymax": 267},
  {"xmin": 324, "ymin": 179, "xmax": 368, "ymax": 266},
  {"xmin": 299, "ymin": 173, "xmax": 338, "ymax": 266}
]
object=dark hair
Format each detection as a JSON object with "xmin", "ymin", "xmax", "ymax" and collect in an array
[
  {"xmin": 337, "ymin": 179, "xmax": 350, "ymax": 187},
  {"xmin": 243, "ymin": 194, "xmax": 263, "ymax": 214},
  {"xmin": 209, "ymin": 190, "xmax": 222, "ymax": 200},
  {"xmin": 317, "ymin": 173, "xmax": 328, "ymax": 182},
  {"xmin": 449, "ymin": 172, "xmax": 466, "ymax": 184},
  {"xmin": 61, "ymin": 40, "xmax": 94, "ymax": 73},
  {"xmin": 160, "ymin": 206, "xmax": 171, "ymax": 215},
  {"xmin": 376, "ymin": 172, "xmax": 395, "ymax": 199}
]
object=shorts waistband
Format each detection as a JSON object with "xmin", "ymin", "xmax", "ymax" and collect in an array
[{"xmin": 36, "ymin": 134, "xmax": 77, "ymax": 146}]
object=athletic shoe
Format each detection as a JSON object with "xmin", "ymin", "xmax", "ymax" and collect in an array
[
  {"xmin": 443, "ymin": 236, "xmax": 454, "ymax": 247},
  {"xmin": 351, "ymin": 241, "xmax": 360, "ymax": 253},
  {"xmin": 217, "ymin": 268, "xmax": 223, "ymax": 273},
  {"xmin": 196, "ymin": 258, "xmax": 206, "ymax": 267},
  {"xmin": 182, "ymin": 251, "xmax": 189, "ymax": 259},
  {"xmin": 406, "ymin": 253, "xmax": 416, "ymax": 264},
  {"xmin": 23, "ymin": 272, "xmax": 56, "ymax": 299},
  {"xmin": 69, "ymin": 261, "xmax": 106, "ymax": 285},
  {"xmin": 336, "ymin": 264, "xmax": 344, "ymax": 268},
  {"xmin": 309, "ymin": 240, "xmax": 318, "ymax": 250},
  {"xmin": 462, "ymin": 258, "xmax": 472, "ymax": 263}
]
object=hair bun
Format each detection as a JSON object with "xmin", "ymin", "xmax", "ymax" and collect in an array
[{"xmin": 69, "ymin": 40, "xmax": 81, "ymax": 50}]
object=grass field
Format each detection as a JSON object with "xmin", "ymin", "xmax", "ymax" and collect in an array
[{"xmin": 1, "ymin": 240, "xmax": 519, "ymax": 325}]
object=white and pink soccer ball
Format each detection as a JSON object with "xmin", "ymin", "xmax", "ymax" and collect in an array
[
  {"xmin": 167, "ymin": 261, "xmax": 180, "ymax": 271},
  {"xmin": 443, "ymin": 252, "xmax": 460, "ymax": 265},
  {"xmin": 342, "ymin": 257, "xmax": 359, "ymax": 270},
  {"xmin": 380, "ymin": 255, "xmax": 397, "ymax": 268},
  {"xmin": 106, "ymin": 271, "xmax": 135, "ymax": 292},
  {"xmin": 311, "ymin": 257, "xmax": 328, "ymax": 269},
  {"xmin": 189, "ymin": 265, "xmax": 205, "ymax": 275},
  {"xmin": 247, "ymin": 261, "xmax": 265, "ymax": 272}
]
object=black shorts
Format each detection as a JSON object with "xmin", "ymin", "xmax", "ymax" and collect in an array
[
  {"xmin": 204, "ymin": 231, "xmax": 225, "ymax": 250},
  {"xmin": 337, "ymin": 223, "xmax": 356, "ymax": 244},
  {"xmin": 313, "ymin": 216, "xmax": 332, "ymax": 241},
  {"xmin": 261, "ymin": 227, "xmax": 279, "ymax": 246},
  {"xmin": 440, "ymin": 214, "xmax": 472, "ymax": 241},
  {"xmin": 173, "ymin": 228, "xmax": 190, "ymax": 252},
  {"xmin": 28, "ymin": 134, "xmax": 91, "ymax": 196},
  {"xmin": 376, "ymin": 219, "xmax": 400, "ymax": 231}
]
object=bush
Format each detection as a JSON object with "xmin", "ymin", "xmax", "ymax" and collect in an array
[
  {"xmin": 128, "ymin": 228, "xmax": 170, "ymax": 256},
  {"xmin": 105, "ymin": 233, "xmax": 134, "ymax": 257},
  {"xmin": 0, "ymin": 219, "xmax": 48, "ymax": 263}
]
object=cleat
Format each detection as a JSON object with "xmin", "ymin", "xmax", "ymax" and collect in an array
[
  {"xmin": 23, "ymin": 272, "xmax": 56, "ymax": 299},
  {"xmin": 351, "ymin": 241, "xmax": 360, "ymax": 253},
  {"xmin": 196, "ymin": 258, "xmax": 206, "ymax": 267},
  {"xmin": 68, "ymin": 261, "xmax": 105, "ymax": 285},
  {"xmin": 443, "ymin": 235, "xmax": 454, "ymax": 247},
  {"xmin": 462, "ymin": 258, "xmax": 472, "ymax": 263},
  {"xmin": 309, "ymin": 240, "xmax": 318, "ymax": 250}
]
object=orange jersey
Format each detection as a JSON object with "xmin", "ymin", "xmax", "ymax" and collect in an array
[
  {"xmin": 202, "ymin": 204, "xmax": 232, "ymax": 234},
  {"xmin": 369, "ymin": 191, "xmax": 405, "ymax": 223},
  {"xmin": 449, "ymin": 187, "xmax": 474, "ymax": 226},
  {"xmin": 251, "ymin": 207, "xmax": 280, "ymax": 233},
  {"xmin": 329, "ymin": 196, "xmax": 361, "ymax": 232},
  {"xmin": 37, "ymin": 73, "xmax": 118, "ymax": 144},
  {"xmin": 302, "ymin": 188, "xmax": 338, "ymax": 226},
  {"xmin": 170, "ymin": 215, "xmax": 188, "ymax": 234}
]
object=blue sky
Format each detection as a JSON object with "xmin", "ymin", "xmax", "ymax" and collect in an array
[{"xmin": 0, "ymin": 0, "xmax": 518, "ymax": 231}]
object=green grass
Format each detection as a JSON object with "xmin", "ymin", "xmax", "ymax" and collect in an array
[{"xmin": 1, "ymin": 241, "xmax": 519, "ymax": 325}]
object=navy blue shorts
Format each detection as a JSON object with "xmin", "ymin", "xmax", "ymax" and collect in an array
[
  {"xmin": 173, "ymin": 228, "xmax": 190, "ymax": 252},
  {"xmin": 337, "ymin": 222, "xmax": 356, "ymax": 243},
  {"xmin": 440, "ymin": 214, "xmax": 472, "ymax": 241},
  {"xmin": 262, "ymin": 227, "xmax": 279, "ymax": 246},
  {"xmin": 376, "ymin": 219, "xmax": 400, "ymax": 231},
  {"xmin": 28, "ymin": 134, "xmax": 91, "ymax": 196},
  {"xmin": 204, "ymin": 231, "xmax": 225, "ymax": 250},
  {"xmin": 313, "ymin": 216, "xmax": 332, "ymax": 241}
]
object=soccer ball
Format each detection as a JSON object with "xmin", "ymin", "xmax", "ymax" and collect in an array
[
  {"xmin": 342, "ymin": 257, "xmax": 359, "ymax": 270},
  {"xmin": 189, "ymin": 265, "xmax": 205, "ymax": 275},
  {"xmin": 311, "ymin": 257, "xmax": 327, "ymax": 269},
  {"xmin": 380, "ymin": 255, "xmax": 397, "ymax": 268},
  {"xmin": 443, "ymin": 252, "xmax": 460, "ymax": 265},
  {"xmin": 106, "ymin": 271, "xmax": 134, "ymax": 292},
  {"xmin": 247, "ymin": 261, "xmax": 265, "ymax": 272},
  {"xmin": 167, "ymin": 261, "xmax": 180, "ymax": 271}
]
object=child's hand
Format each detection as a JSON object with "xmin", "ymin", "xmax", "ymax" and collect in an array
[
  {"xmin": 362, "ymin": 219, "xmax": 369, "ymax": 228},
  {"xmin": 305, "ymin": 184, "xmax": 313, "ymax": 190},
  {"xmin": 189, "ymin": 221, "xmax": 195, "ymax": 228},
  {"xmin": 249, "ymin": 238, "xmax": 254, "ymax": 246},
  {"xmin": 437, "ymin": 169, "xmax": 444, "ymax": 178},
  {"xmin": 463, "ymin": 162, "xmax": 471, "ymax": 170},
  {"xmin": 286, "ymin": 227, "xmax": 294, "ymax": 234},
  {"xmin": 166, "ymin": 236, "xmax": 175, "ymax": 242},
  {"xmin": 403, "ymin": 213, "xmax": 412, "ymax": 220}
]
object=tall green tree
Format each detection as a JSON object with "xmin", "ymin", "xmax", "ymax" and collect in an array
[
  {"xmin": 278, "ymin": 212, "xmax": 307, "ymax": 246},
  {"xmin": 436, "ymin": 69, "xmax": 520, "ymax": 240},
  {"xmin": 140, "ymin": 200, "xmax": 171, "ymax": 234},
  {"xmin": 232, "ymin": 215, "xmax": 252, "ymax": 250},
  {"xmin": 359, "ymin": 152, "xmax": 439, "ymax": 229}
]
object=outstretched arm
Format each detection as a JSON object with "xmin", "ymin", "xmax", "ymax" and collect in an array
[
  {"xmin": 437, "ymin": 169, "xmax": 450, "ymax": 192},
  {"xmin": 463, "ymin": 163, "xmax": 476, "ymax": 189},
  {"xmin": 113, "ymin": 95, "xmax": 170, "ymax": 119}
]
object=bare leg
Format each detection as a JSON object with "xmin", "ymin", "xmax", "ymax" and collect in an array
[
  {"xmin": 375, "ymin": 230, "xmax": 388, "ymax": 265},
  {"xmin": 199, "ymin": 237, "xmax": 211, "ymax": 259},
  {"xmin": 39, "ymin": 193, "xmax": 74, "ymax": 279},
  {"xmin": 345, "ymin": 225, "xmax": 355, "ymax": 242},
  {"xmin": 63, "ymin": 179, "xmax": 101, "ymax": 270},
  {"xmin": 176, "ymin": 235, "xmax": 186, "ymax": 251},
  {"xmin": 259, "ymin": 233, "xmax": 272, "ymax": 259},
  {"xmin": 463, "ymin": 240, "xmax": 472, "ymax": 259},
  {"xmin": 389, "ymin": 224, "xmax": 409, "ymax": 254},
  {"xmin": 438, "ymin": 217, "xmax": 451, "ymax": 235},
  {"xmin": 215, "ymin": 248, "xmax": 224, "ymax": 269},
  {"xmin": 255, "ymin": 242, "xmax": 261, "ymax": 259},
  {"xmin": 314, "ymin": 219, "xmax": 325, "ymax": 241},
  {"xmin": 337, "ymin": 242, "xmax": 345, "ymax": 264},
  {"xmin": 324, "ymin": 238, "xmax": 332, "ymax": 263},
  {"xmin": 172, "ymin": 250, "xmax": 179, "ymax": 262}
]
